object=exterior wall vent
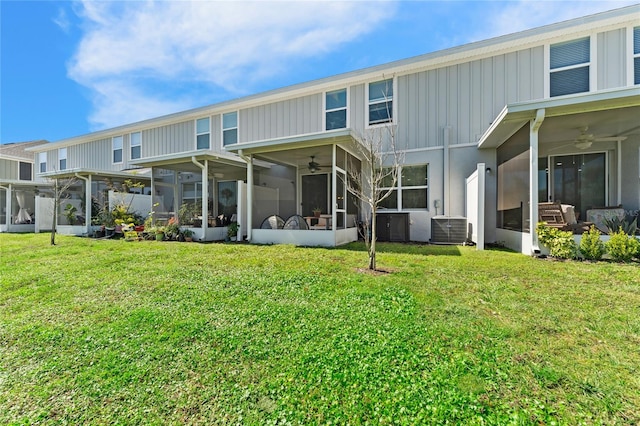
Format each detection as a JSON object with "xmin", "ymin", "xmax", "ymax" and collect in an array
[{"xmin": 431, "ymin": 216, "xmax": 467, "ymax": 244}]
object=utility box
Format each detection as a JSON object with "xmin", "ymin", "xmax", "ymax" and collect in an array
[{"xmin": 376, "ymin": 212, "xmax": 410, "ymax": 242}]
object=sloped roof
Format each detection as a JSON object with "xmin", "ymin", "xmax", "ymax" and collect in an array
[{"xmin": 0, "ymin": 140, "xmax": 49, "ymax": 161}]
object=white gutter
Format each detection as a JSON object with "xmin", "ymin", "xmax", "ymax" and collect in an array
[
  {"xmin": 75, "ymin": 173, "xmax": 92, "ymax": 236},
  {"xmin": 237, "ymin": 150, "xmax": 252, "ymax": 242},
  {"xmin": 530, "ymin": 109, "xmax": 545, "ymax": 254},
  {"xmin": 191, "ymin": 157, "xmax": 209, "ymax": 240}
]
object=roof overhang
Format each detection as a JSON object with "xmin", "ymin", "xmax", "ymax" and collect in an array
[
  {"xmin": 0, "ymin": 179, "xmax": 51, "ymax": 188},
  {"xmin": 131, "ymin": 150, "xmax": 246, "ymax": 169},
  {"xmin": 37, "ymin": 168, "xmax": 152, "ymax": 180},
  {"xmin": 226, "ymin": 129, "xmax": 355, "ymax": 155},
  {"xmin": 478, "ymin": 87, "xmax": 640, "ymax": 149}
]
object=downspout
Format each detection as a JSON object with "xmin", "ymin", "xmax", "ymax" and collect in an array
[
  {"xmin": 530, "ymin": 108, "xmax": 545, "ymax": 254},
  {"xmin": 75, "ymin": 173, "xmax": 91, "ymax": 236},
  {"xmin": 237, "ymin": 149, "xmax": 253, "ymax": 242},
  {"xmin": 191, "ymin": 157, "xmax": 208, "ymax": 240}
]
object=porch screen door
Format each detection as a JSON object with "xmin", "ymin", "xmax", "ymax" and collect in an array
[
  {"xmin": 301, "ymin": 174, "xmax": 329, "ymax": 217},
  {"xmin": 550, "ymin": 153, "xmax": 606, "ymax": 219}
]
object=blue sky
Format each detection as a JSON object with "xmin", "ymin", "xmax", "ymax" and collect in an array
[{"xmin": 1, "ymin": 0, "xmax": 637, "ymax": 144}]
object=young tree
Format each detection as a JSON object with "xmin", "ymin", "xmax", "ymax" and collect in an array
[
  {"xmin": 49, "ymin": 176, "xmax": 78, "ymax": 245},
  {"xmin": 347, "ymin": 123, "xmax": 404, "ymax": 270}
]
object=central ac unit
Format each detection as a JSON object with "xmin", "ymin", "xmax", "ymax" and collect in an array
[{"xmin": 431, "ymin": 216, "xmax": 467, "ymax": 244}]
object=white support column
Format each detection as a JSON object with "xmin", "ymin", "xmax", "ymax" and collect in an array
[
  {"xmin": 6, "ymin": 184, "xmax": 12, "ymax": 226},
  {"xmin": 331, "ymin": 144, "xmax": 337, "ymax": 237},
  {"xmin": 443, "ymin": 126, "xmax": 451, "ymax": 216},
  {"xmin": 530, "ymin": 109, "xmax": 545, "ymax": 254},
  {"xmin": 617, "ymin": 139, "xmax": 622, "ymax": 206},
  {"xmin": 202, "ymin": 160, "xmax": 209, "ymax": 236},
  {"xmin": 237, "ymin": 149, "xmax": 254, "ymax": 242},
  {"xmin": 477, "ymin": 163, "xmax": 486, "ymax": 251},
  {"xmin": 86, "ymin": 175, "xmax": 92, "ymax": 235},
  {"xmin": 246, "ymin": 154, "xmax": 253, "ymax": 242}
]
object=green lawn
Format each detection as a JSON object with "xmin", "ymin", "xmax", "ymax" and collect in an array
[{"xmin": 1, "ymin": 234, "xmax": 638, "ymax": 424}]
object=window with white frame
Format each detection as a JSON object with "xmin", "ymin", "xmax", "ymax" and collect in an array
[
  {"xmin": 59, "ymin": 147, "xmax": 67, "ymax": 170},
  {"xmin": 113, "ymin": 136, "xmax": 123, "ymax": 163},
  {"xmin": 634, "ymin": 26, "xmax": 640, "ymax": 85},
  {"xmin": 196, "ymin": 117, "xmax": 210, "ymax": 149},
  {"xmin": 550, "ymin": 37, "xmax": 590, "ymax": 97},
  {"xmin": 325, "ymin": 88, "xmax": 347, "ymax": 130},
  {"xmin": 379, "ymin": 164, "xmax": 428, "ymax": 209},
  {"xmin": 368, "ymin": 79, "xmax": 393, "ymax": 125},
  {"xmin": 222, "ymin": 112, "xmax": 238, "ymax": 146},
  {"xmin": 39, "ymin": 152, "xmax": 47, "ymax": 173},
  {"xmin": 130, "ymin": 131, "xmax": 141, "ymax": 159}
]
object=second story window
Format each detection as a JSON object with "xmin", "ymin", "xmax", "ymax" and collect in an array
[
  {"xmin": 368, "ymin": 79, "xmax": 393, "ymax": 125},
  {"xmin": 634, "ymin": 26, "xmax": 640, "ymax": 85},
  {"xmin": 550, "ymin": 37, "xmax": 590, "ymax": 97},
  {"xmin": 325, "ymin": 89, "xmax": 347, "ymax": 130},
  {"xmin": 39, "ymin": 152, "xmax": 47, "ymax": 173},
  {"xmin": 222, "ymin": 112, "xmax": 238, "ymax": 146},
  {"xmin": 196, "ymin": 117, "xmax": 210, "ymax": 149},
  {"xmin": 130, "ymin": 132, "xmax": 141, "ymax": 160},
  {"xmin": 113, "ymin": 136, "xmax": 123, "ymax": 164},
  {"xmin": 59, "ymin": 147, "xmax": 67, "ymax": 170}
]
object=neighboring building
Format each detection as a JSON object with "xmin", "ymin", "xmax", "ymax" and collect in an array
[
  {"xmin": 0, "ymin": 140, "xmax": 51, "ymax": 233},
  {"xmin": 27, "ymin": 5, "xmax": 640, "ymax": 253}
]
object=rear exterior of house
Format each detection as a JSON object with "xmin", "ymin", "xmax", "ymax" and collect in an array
[
  {"xmin": 26, "ymin": 5, "xmax": 640, "ymax": 252},
  {"xmin": 0, "ymin": 140, "xmax": 51, "ymax": 233}
]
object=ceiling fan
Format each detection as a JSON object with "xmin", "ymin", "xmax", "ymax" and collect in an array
[
  {"xmin": 307, "ymin": 156, "xmax": 328, "ymax": 173},
  {"xmin": 550, "ymin": 126, "xmax": 626, "ymax": 151},
  {"xmin": 571, "ymin": 126, "xmax": 625, "ymax": 149}
]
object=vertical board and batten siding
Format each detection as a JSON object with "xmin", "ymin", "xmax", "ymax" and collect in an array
[
  {"xmin": 0, "ymin": 159, "xmax": 18, "ymax": 180},
  {"xmin": 349, "ymin": 84, "xmax": 366, "ymax": 136},
  {"xmin": 597, "ymin": 28, "xmax": 627, "ymax": 90},
  {"xmin": 143, "ymin": 121, "xmax": 194, "ymax": 157},
  {"xmin": 239, "ymin": 94, "xmax": 322, "ymax": 143},
  {"xmin": 69, "ymin": 138, "xmax": 113, "ymax": 171},
  {"xmin": 397, "ymin": 46, "xmax": 544, "ymax": 149}
]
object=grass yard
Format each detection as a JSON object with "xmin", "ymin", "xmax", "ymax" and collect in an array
[{"xmin": 1, "ymin": 234, "xmax": 639, "ymax": 425}]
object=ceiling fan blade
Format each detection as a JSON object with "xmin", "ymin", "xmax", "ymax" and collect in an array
[{"xmin": 593, "ymin": 136, "xmax": 627, "ymax": 142}]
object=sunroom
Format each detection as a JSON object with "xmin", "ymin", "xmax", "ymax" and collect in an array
[
  {"xmin": 226, "ymin": 129, "xmax": 361, "ymax": 247},
  {"xmin": 132, "ymin": 150, "xmax": 257, "ymax": 242},
  {"xmin": 479, "ymin": 87, "xmax": 640, "ymax": 254}
]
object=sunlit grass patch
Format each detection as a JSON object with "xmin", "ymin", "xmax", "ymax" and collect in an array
[{"xmin": 1, "ymin": 234, "xmax": 638, "ymax": 424}]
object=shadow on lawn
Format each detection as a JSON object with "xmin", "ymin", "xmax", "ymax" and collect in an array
[{"xmin": 340, "ymin": 241, "xmax": 462, "ymax": 256}]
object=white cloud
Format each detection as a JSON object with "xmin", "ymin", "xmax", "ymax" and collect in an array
[
  {"xmin": 473, "ymin": 0, "xmax": 639, "ymax": 41},
  {"xmin": 68, "ymin": 0, "xmax": 393, "ymax": 130},
  {"xmin": 53, "ymin": 7, "xmax": 70, "ymax": 33}
]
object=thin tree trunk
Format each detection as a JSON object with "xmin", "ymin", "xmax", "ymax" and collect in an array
[{"xmin": 369, "ymin": 208, "xmax": 376, "ymax": 270}]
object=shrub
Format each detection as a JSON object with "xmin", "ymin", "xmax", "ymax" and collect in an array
[
  {"xmin": 536, "ymin": 222, "xmax": 578, "ymax": 260},
  {"xmin": 579, "ymin": 225, "xmax": 605, "ymax": 261},
  {"xmin": 605, "ymin": 228, "xmax": 640, "ymax": 263},
  {"xmin": 603, "ymin": 216, "xmax": 637, "ymax": 235}
]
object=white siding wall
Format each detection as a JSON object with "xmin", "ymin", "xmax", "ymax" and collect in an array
[
  {"xmin": 0, "ymin": 159, "xmax": 18, "ymax": 180},
  {"xmin": 397, "ymin": 46, "xmax": 545, "ymax": 149},
  {"xmin": 240, "ymin": 94, "xmax": 322, "ymax": 142},
  {"xmin": 597, "ymin": 28, "xmax": 627, "ymax": 90},
  {"xmin": 143, "ymin": 121, "xmax": 194, "ymax": 157}
]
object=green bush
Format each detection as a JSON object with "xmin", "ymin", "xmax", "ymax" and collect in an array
[
  {"xmin": 579, "ymin": 225, "xmax": 605, "ymax": 261},
  {"xmin": 605, "ymin": 228, "xmax": 640, "ymax": 263},
  {"xmin": 536, "ymin": 222, "xmax": 578, "ymax": 260}
]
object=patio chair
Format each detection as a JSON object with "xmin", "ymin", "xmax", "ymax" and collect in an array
[
  {"xmin": 283, "ymin": 214, "xmax": 309, "ymax": 230},
  {"xmin": 260, "ymin": 215, "xmax": 285, "ymax": 229},
  {"xmin": 538, "ymin": 202, "xmax": 592, "ymax": 233}
]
